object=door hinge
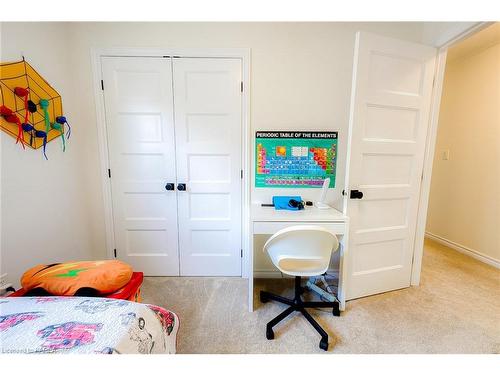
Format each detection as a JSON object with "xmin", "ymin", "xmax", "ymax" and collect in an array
[
  {"xmin": 240, "ymin": 81, "xmax": 243, "ymax": 93},
  {"xmin": 101, "ymin": 80, "xmax": 104, "ymax": 91},
  {"xmin": 240, "ymin": 169, "xmax": 243, "ymax": 179},
  {"xmin": 240, "ymin": 249, "xmax": 243, "ymax": 258},
  {"xmin": 108, "ymin": 169, "xmax": 111, "ymax": 178},
  {"xmin": 113, "ymin": 249, "xmax": 117, "ymax": 258}
]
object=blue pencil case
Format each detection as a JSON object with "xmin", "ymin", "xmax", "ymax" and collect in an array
[{"xmin": 272, "ymin": 196, "xmax": 303, "ymax": 210}]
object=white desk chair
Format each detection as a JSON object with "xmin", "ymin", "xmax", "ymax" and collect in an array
[{"xmin": 260, "ymin": 225, "xmax": 340, "ymax": 351}]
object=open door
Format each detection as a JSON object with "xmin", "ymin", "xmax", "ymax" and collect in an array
[{"xmin": 344, "ymin": 32, "xmax": 437, "ymax": 300}]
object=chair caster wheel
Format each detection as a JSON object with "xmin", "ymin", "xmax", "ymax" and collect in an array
[
  {"xmin": 332, "ymin": 302, "xmax": 340, "ymax": 316},
  {"xmin": 266, "ymin": 327, "xmax": 274, "ymax": 340},
  {"xmin": 319, "ymin": 338, "xmax": 328, "ymax": 351},
  {"xmin": 260, "ymin": 291, "xmax": 269, "ymax": 303}
]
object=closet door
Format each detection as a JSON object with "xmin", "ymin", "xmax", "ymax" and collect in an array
[
  {"xmin": 102, "ymin": 57, "xmax": 180, "ymax": 276},
  {"xmin": 173, "ymin": 58, "xmax": 242, "ymax": 276}
]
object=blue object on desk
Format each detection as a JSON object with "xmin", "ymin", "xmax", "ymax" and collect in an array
[{"xmin": 272, "ymin": 196, "xmax": 303, "ymax": 210}]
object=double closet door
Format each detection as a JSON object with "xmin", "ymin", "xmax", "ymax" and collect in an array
[{"xmin": 101, "ymin": 56, "xmax": 242, "ymax": 276}]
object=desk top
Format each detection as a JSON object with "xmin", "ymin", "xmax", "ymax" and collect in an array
[{"xmin": 251, "ymin": 204, "xmax": 347, "ymax": 222}]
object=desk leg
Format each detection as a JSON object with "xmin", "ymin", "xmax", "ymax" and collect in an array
[{"xmin": 337, "ymin": 228, "xmax": 348, "ymax": 311}]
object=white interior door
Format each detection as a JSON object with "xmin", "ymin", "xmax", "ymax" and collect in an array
[
  {"xmin": 344, "ymin": 32, "xmax": 436, "ymax": 299},
  {"xmin": 173, "ymin": 58, "xmax": 242, "ymax": 276},
  {"xmin": 102, "ymin": 57, "xmax": 180, "ymax": 276}
]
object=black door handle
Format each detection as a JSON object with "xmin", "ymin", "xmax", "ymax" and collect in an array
[
  {"xmin": 165, "ymin": 183, "xmax": 175, "ymax": 191},
  {"xmin": 350, "ymin": 189, "xmax": 363, "ymax": 199},
  {"xmin": 177, "ymin": 183, "xmax": 186, "ymax": 191}
]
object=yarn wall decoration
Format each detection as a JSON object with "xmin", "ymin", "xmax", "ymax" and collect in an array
[{"xmin": 0, "ymin": 59, "xmax": 71, "ymax": 159}]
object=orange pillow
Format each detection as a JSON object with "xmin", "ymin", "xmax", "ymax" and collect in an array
[{"xmin": 21, "ymin": 260, "xmax": 133, "ymax": 296}]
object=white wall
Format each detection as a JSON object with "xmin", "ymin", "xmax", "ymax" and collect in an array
[
  {"xmin": 1, "ymin": 22, "xmax": 432, "ymax": 282},
  {"xmin": 426, "ymin": 42, "xmax": 500, "ymax": 264},
  {"xmin": 64, "ymin": 22, "xmax": 426, "ymax": 273},
  {"xmin": 0, "ymin": 23, "xmax": 96, "ymax": 288}
]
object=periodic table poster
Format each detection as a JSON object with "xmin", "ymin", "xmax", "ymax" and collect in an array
[{"xmin": 255, "ymin": 131, "xmax": 338, "ymax": 188}]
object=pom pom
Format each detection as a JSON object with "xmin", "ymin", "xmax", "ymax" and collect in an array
[
  {"xmin": 35, "ymin": 130, "xmax": 48, "ymax": 160},
  {"xmin": 22, "ymin": 123, "xmax": 35, "ymax": 146},
  {"xmin": 27, "ymin": 100, "xmax": 37, "ymax": 113},
  {"xmin": 0, "ymin": 105, "xmax": 13, "ymax": 116},
  {"xmin": 35, "ymin": 130, "xmax": 47, "ymax": 138},
  {"xmin": 14, "ymin": 87, "xmax": 29, "ymax": 97},
  {"xmin": 5, "ymin": 113, "xmax": 20, "ymax": 124},
  {"xmin": 22, "ymin": 123, "xmax": 34, "ymax": 132},
  {"xmin": 39, "ymin": 99, "xmax": 49, "ymax": 108},
  {"xmin": 56, "ymin": 116, "xmax": 67, "ymax": 124}
]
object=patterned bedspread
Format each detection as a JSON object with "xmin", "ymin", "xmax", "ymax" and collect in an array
[{"xmin": 0, "ymin": 297, "xmax": 178, "ymax": 354}]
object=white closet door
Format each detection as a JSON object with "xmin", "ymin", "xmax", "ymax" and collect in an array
[
  {"xmin": 344, "ymin": 32, "xmax": 436, "ymax": 299},
  {"xmin": 173, "ymin": 58, "xmax": 242, "ymax": 276},
  {"xmin": 102, "ymin": 57, "xmax": 179, "ymax": 276}
]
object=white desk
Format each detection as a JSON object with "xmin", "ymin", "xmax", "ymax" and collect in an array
[{"xmin": 248, "ymin": 204, "xmax": 349, "ymax": 312}]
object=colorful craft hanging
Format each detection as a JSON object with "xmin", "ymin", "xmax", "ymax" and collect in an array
[
  {"xmin": 51, "ymin": 122, "xmax": 66, "ymax": 151},
  {"xmin": 34, "ymin": 130, "xmax": 48, "ymax": 160},
  {"xmin": 56, "ymin": 116, "xmax": 71, "ymax": 139},
  {"xmin": 0, "ymin": 59, "xmax": 72, "ymax": 160},
  {"xmin": 14, "ymin": 87, "xmax": 30, "ymax": 124},
  {"xmin": 21, "ymin": 122, "xmax": 35, "ymax": 147},
  {"xmin": 38, "ymin": 99, "xmax": 51, "ymax": 134},
  {"xmin": 0, "ymin": 105, "xmax": 25, "ymax": 148},
  {"xmin": 54, "ymin": 116, "xmax": 71, "ymax": 152}
]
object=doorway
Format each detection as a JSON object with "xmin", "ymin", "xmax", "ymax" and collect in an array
[{"xmin": 425, "ymin": 23, "xmax": 500, "ymax": 268}]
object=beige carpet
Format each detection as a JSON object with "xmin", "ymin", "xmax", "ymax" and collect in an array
[{"xmin": 141, "ymin": 239, "xmax": 500, "ymax": 353}]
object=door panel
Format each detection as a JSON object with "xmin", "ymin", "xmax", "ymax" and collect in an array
[
  {"xmin": 173, "ymin": 58, "xmax": 242, "ymax": 276},
  {"xmin": 345, "ymin": 32, "xmax": 436, "ymax": 299},
  {"xmin": 102, "ymin": 57, "xmax": 179, "ymax": 276}
]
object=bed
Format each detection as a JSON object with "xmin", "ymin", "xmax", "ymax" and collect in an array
[{"xmin": 0, "ymin": 296, "xmax": 179, "ymax": 354}]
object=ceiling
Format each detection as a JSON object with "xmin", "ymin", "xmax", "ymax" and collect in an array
[{"xmin": 447, "ymin": 22, "xmax": 500, "ymax": 62}]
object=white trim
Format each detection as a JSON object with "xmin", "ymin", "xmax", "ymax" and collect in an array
[
  {"xmin": 90, "ymin": 47, "xmax": 251, "ymax": 59},
  {"xmin": 410, "ymin": 48, "xmax": 447, "ymax": 286},
  {"xmin": 435, "ymin": 22, "xmax": 494, "ymax": 49},
  {"xmin": 90, "ymin": 47, "xmax": 251, "ymax": 277},
  {"xmin": 91, "ymin": 49, "xmax": 115, "ymax": 260},
  {"xmin": 254, "ymin": 269, "xmax": 340, "ymax": 279},
  {"xmin": 411, "ymin": 22, "xmax": 491, "ymax": 286},
  {"xmin": 254, "ymin": 271, "xmax": 283, "ymax": 279},
  {"xmin": 240, "ymin": 49, "xmax": 251, "ymax": 279},
  {"xmin": 425, "ymin": 232, "xmax": 500, "ymax": 269}
]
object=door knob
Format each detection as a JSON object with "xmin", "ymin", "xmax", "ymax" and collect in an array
[
  {"xmin": 350, "ymin": 189, "xmax": 363, "ymax": 199},
  {"xmin": 165, "ymin": 183, "xmax": 175, "ymax": 191},
  {"xmin": 177, "ymin": 183, "xmax": 186, "ymax": 191}
]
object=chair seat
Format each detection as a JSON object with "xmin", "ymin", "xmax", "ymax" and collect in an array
[{"xmin": 278, "ymin": 258, "xmax": 327, "ymax": 276}]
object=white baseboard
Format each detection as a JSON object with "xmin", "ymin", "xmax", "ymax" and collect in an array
[
  {"xmin": 254, "ymin": 270, "xmax": 284, "ymax": 279},
  {"xmin": 425, "ymin": 232, "xmax": 500, "ymax": 269},
  {"xmin": 254, "ymin": 269, "xmax": 340, "ymax": 279}
]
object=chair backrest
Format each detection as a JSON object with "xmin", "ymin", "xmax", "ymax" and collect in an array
[{"xmin": 263, "ymin": 225, "xmax": 339, "ymax": 277}]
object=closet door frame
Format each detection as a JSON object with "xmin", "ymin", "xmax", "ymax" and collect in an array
[{"xmin": 91, "ymin": 47, "xmax": 251, "ymax": 278}]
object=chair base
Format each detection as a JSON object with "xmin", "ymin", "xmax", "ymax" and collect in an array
[{"xmin": 260, "ymin": 276, "xmax": 340, "ymax": 351}]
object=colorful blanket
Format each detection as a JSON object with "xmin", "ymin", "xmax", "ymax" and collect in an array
[{"xmin": 0, "ymin": 297, "xmax": 178, "ymax": 354}]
